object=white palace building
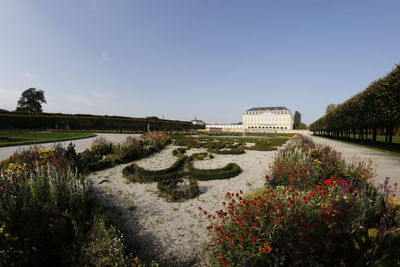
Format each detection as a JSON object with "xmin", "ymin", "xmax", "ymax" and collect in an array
[{"xmin": 206, "ymin": 106, "xmax": 294, "ymax": 132}]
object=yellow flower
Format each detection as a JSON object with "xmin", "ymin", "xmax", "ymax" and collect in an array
[{"xmin": 258, "ymin": 242, "xmax": 272, "ymax": 254}]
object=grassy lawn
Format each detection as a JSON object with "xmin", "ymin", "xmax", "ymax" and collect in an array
[
  {"xmin": 314, "ymin": 135, "xmax": 400, "ymax": 158},
  {"xmin": 345, "ymin": 134, "xmax": 400, "ymax": 144},
  {"xmin": 0, "ymin": 131, "xmax": 96, "ymax": 147}
]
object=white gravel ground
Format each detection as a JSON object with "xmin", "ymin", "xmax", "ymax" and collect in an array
[{"xmin": 87, "ymin": 145, "xmax": 277, "ymax": 266}]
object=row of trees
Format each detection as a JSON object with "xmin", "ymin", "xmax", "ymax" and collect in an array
[{"xmin": 309, "ymin": 65, "xmax": 400, "ymax": 143}]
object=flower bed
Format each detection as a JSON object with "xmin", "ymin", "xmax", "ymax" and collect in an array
[
  {"xmin": 0, "ymin": 146, "xmax": 136, "ymax": 266},
  {"xmin": 202, "ymin": 134, "xmax": 400, "ymax": 266}
]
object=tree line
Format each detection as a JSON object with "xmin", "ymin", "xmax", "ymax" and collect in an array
[{"xmin": 309, "ymin": 64, "xmax": 400, "ymax": 143}]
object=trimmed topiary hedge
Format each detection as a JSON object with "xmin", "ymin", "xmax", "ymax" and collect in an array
[
  {"xmin": 0, "ymin": 112, "xmax": 204, "ymax": 131},
  {"xmin": 191, "ymin": 152, "xmax": 213, "ymax": 160},
  {"xmin": 185, "ymin": 160, "xmax": 241, "ymax": 181},
  {"xmin": 172, "ymin": 147, "xmax": 188, "ymax": 156},
  {"xmin": 208, "ymin": 148, "xmax": 245, "ymax": 155},
  {"xmin": 122, "ymin": 156, "xmax": 188, "ymax": 182},
  {"xmin": 157, "ymin": 178, "xmax": 199, "ymax": 201}
]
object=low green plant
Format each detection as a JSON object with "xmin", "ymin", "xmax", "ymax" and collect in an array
[
  {"xmin": 185, "ymin": 160, "xmax": 241, "ymax": 181},
  {"xmin": 157, "ymin": 178, "xmax": 200, "ymax": 201},
  {"xmin": 191, "ymin": 152, "xmax": 214, "ymax": 160},
  {"xmin": 208, "ymin": 148, "xmax": 245, "ymax": 155},
  {"xmin": 80, "ymin": 214, "xmax": 132, "ymax": 266},
  {"xmin": 202, "ymin": 134, "xmax": 400, "ymax": 266}
]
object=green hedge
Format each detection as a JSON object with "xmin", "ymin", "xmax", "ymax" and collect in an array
[
  {"xmin": 191, "ymin": 152, "xmax": 214, "ymax": 160},
  {"xmin": 172, "ymin": 147, "xmax": 188, "ymax": 156},
  {"xmin": 131, "ymin": 156, "xmax": 187, "ymax": 176},
  {"xmin": 0, "ymin": 113, "xmax": 204, "ymax": 131},
  {"xmin": 157, "ymin": 178, "xmax": 199, "ymax": 201},
  {"xmin": 208, "ymin": 148, "xmax": 245, "ymax": 155},
  {"xmin": 185, "ymin": 161, "xmax": 241, "ymax": 181},
  {"xmin": 122, "ymin": 156, "xmax": 187, "ymax": 182}
]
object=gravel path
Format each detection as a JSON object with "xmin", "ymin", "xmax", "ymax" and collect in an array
[
  {"xmin": 310, "ymin": 135, "xmax": 400, "ymax": 195},
  {"xmin": 0, "ymin": 133, "xmax": 138, "ymax": 161},
  {"xmin": 87, "ymin": 145, "xmax": 276, "ymax": 266}
]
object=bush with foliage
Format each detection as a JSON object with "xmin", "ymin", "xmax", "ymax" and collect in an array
[
  {"xmin": 172, "ymin": 147, "xmax": 188, "ymax": 156},
  {"xmin": 209, "ymin": 148, "xmax": 245, "ymax": 155},
  {"xmin": 202, "ymin": 134, "xmax": 400, "ymax": 266},
  {"xmin": 186, "ymin": 160, "xmax": 241, "ymax": 181},
  {"xmin": 113, "ymin": 133, "xmax": 172, "ymax": 163},
  {"xmin": 157, "ymin": 178, "xmax": 200, "ymax": 201},
  {"xmin": 91, "ymin": 136, "xmax": 113, "ymax": 156},
  {"xmin": 191, "ymin": 152, "xmax": 214, "ymax": 160},
  {"xmin": 0, "ymin": 144, "xmax": 145, "ymax": 266},
  {"xmin": 122, "ymin": 156, "xmax": 188, "ymax": 182},
  {"xmin": 0, "ymin": 157, "xmax": 90, "ymax": 265}
]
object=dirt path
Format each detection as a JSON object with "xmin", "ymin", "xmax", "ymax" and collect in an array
[
  {"xmin": 87, "ymin": 145, "xmax": 276, "ymax": 266},
  {"xmin": 310, "ymin": 135, "xmax": 400, "ymax": 195}
]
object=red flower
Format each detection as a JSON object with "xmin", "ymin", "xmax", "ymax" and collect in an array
[
  {"xmin": 315, "ymin": 185, "xmax": 324, "ymax": 190},
  {"xmin": 251, "ymin": 236, "xmax": 259, "ymax": 243},
  {"xmin": 289, "ymin": 174, "xmax": 296, "ymax": 179},
  {"xmin": 324, "ymin": 179, "xmax": 333, "ymax": 186},
  {"xmin": 230, "ymin": 243, "xmax": 236, "ymax": 248},
  {"xmin": 310, "ymin": 190, "xmax": 316, "ymax": 197},
  {"xmin": 226, "ymin": 233, "xmax": 233, "ymax": 239}
]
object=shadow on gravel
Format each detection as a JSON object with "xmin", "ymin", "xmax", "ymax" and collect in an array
[{"xmin": 91, "ymin": 192, "xmax": 201, "ymax": 267}]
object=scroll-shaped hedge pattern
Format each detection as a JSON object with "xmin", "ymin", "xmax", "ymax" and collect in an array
[
  {"xmin": 185, "ymin": 160, "xmax": 241, "ymax": 181},
  {"xmin": 122, "ymin": 156, "xmax": 187, "ymax": 182}
]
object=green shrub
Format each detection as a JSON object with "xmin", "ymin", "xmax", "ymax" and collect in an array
[
  {"xmin": 80, "ymin": 214, "xmax": 132, "ymax": 267},
  {"xmin": 172, "ymin": 147, "xmax": 188, "ymax": 156},
  {"xmin": 208, "ymin": 148, "xmax": 245, "ymax": 155},
  {"xmin": 202, "ymin": 134, "xmax": 400, "ymax": 266},
  {"xmin": 186, "ymin": 161, "xmax": 241, "ymax": 181},
  {"xmin": 127, "ymin": 156, "xmax": 187, "ymax": 177},
  {"xmin": 157, "ymin": 178, "xmax": 200, "ymax": 201},
  {"xmin": 91, "ymin": 137, "xmax": 113, "ymax": 156},
  {"xmin": 191, "ymin": 152, "xmax": 214, "ymax": 160}
]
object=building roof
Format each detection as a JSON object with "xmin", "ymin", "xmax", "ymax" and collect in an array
[{"xmin": 246, "ymin": 106, "xmax": 289, "ymax": 111}]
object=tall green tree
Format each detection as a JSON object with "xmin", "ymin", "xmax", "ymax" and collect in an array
[
  {"xmin": 293, "ymin": 111, "xmax": 301, "ymax": 129},
  {"xmin": 16, "ymin": 88, "xmax": 46, "ymax": 114}
]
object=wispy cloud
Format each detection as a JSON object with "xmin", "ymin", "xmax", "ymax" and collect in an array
[
  {"xmin": 23, "ymin": 72, "xmax": 35, "ymax": 79},
  {"xmin": 0, "ymin": 88, "xmax": 21, "ymax": 110}
]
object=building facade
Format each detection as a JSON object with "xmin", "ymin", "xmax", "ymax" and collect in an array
[
  {"xmin": 205, "ymin": 124, "xmax": 243, "ymax": 131},
  {"xmin": 242, "ymin": 107, "xmax": 293, "ymax": 130}
]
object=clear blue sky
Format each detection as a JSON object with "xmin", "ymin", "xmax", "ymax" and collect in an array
[{"xmin": 1, "ymin": 0, "xmax": 399, "ymax": 124}]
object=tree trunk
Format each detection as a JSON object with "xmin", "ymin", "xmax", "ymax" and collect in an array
[
  {"xmin": 372, "ymin": 128, "xmax": 377, "ymax": 142},
  {"xmin": 385, "ymin": 127, "xmax": 389, "ymax": 143}
]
